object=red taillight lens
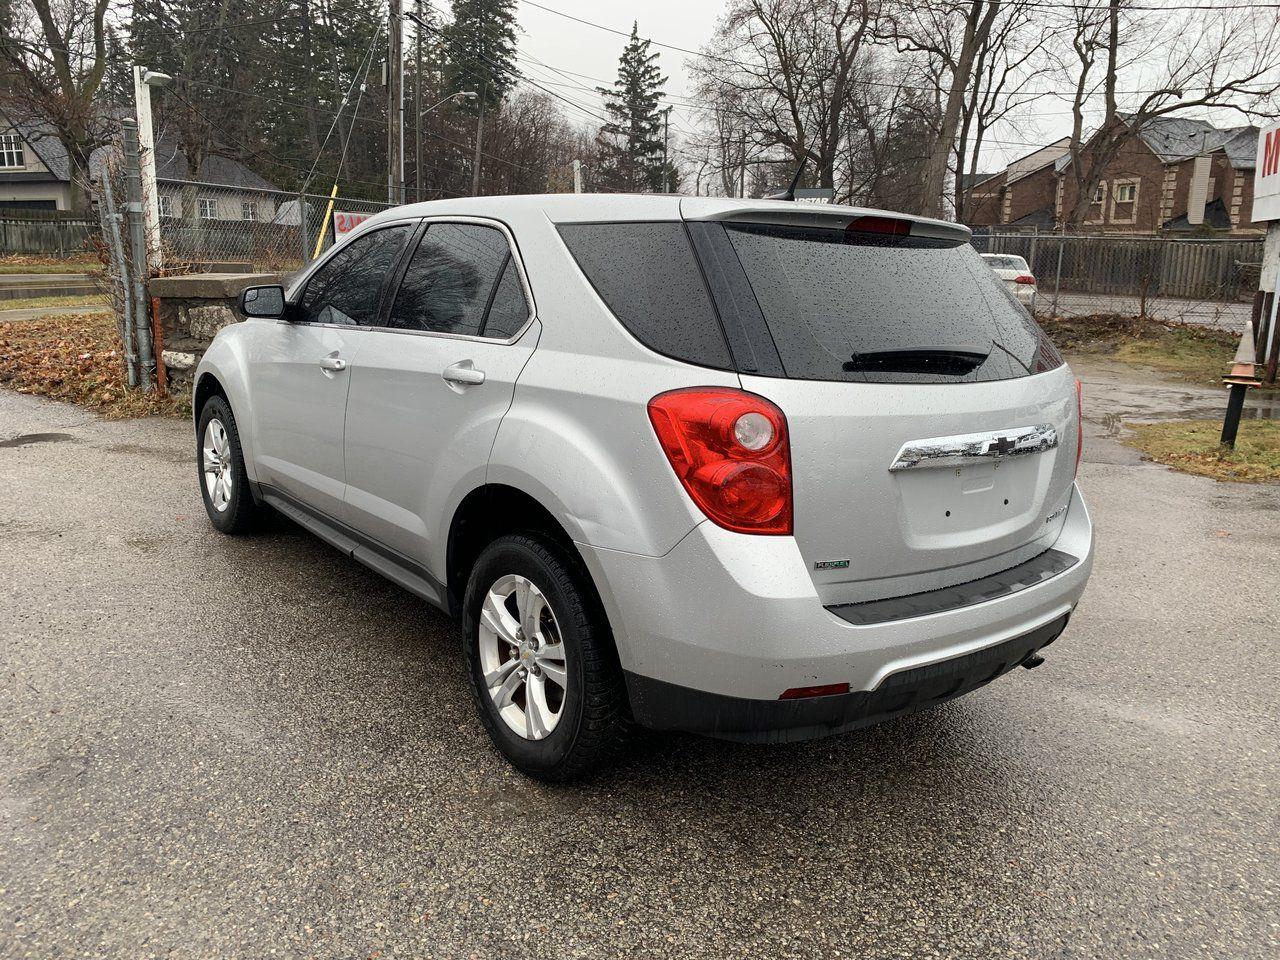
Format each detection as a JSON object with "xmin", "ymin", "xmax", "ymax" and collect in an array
[
  {"xmin": 1075, "ymin": 378, "xmax": 1083, "ymax": 477},
  {"xmin": 648, "ymin": 387, "xmax": 793, "ymax": 535},
  {"xmin": 1014, "ymin": 274, "xmax": 1037, "ymax": 285}
]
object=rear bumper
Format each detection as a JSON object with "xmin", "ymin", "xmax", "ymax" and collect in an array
[
  {"xmin": 576, "ymin": 483, "xmax": 1093, "ymax": 737},
  {"xmin": 625, "ymin": 613, "xmax": 1068, "ymax": 743}
]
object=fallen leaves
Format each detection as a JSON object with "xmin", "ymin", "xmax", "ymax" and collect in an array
[{"xmin": 0, "ymin": 311, "xmax": 189, "ymax": 419}]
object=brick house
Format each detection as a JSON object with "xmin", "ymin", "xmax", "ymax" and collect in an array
[
  {"xmin": 1051, "ymin": 115, "xmax": 1261, "ymax": 236},
  {"xmin": 966, "ymin": 138, "xmax": 1070, "ymax": 232}
]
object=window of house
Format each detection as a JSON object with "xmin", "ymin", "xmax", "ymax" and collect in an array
[
  {"xmin": 157, "ymin": 195, "xmax": 172, "ymax": 218},
  {"xmin": 386, "ymin": 222, "xmax": 530, "ymax": 338},
  {"xmin": 241, "ymin": 200, "xmax": 256, "ymax": 221},
  {"xmin": 1092, "ymin": 183, "xmax": 1106, "ymax": 204},
  {"xmin": 198, "ymin": 197, "xmax": 217, "ymax": 220},
  {"xmin": 0, "ymin": 133, "xmax": 25, "ymax": 168},
  {"xmin": 1114, "ymin": 182, "xmax": 1137, "ymax": 203}
]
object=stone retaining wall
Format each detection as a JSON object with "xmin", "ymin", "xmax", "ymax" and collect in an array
[{"xmin": 150, "ymin": 272, "xmax": 281, "ymax": 388}]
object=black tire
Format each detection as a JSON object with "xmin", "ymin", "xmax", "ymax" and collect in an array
[
  {"xmin": 463, "ymin": 534, "xmax": 633, "ymax": 782},
  {"xmin": 196, "ymin": 394, "xmax": 262, "ymax": 535}
]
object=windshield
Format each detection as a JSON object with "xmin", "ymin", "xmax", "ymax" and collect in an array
[{"xmin": 721, "ymin": 223, "xmax": 1061, "ymax": 384}]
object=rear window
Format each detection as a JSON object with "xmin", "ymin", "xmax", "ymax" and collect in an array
[
  {"xmin": 983, "ymin": 254, "xmax": 1029, "ymax": 271},
  {"xmin": 722, "ymin": 223, "xmax": 1061, "ymax": 384},
  {"xmin": 557, "ymin": 222, "xmax": 732, "ymax": 369}
]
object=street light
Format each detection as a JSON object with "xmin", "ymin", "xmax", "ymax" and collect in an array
[{"xmin": 133, "ymin": 66, "xmax": 171, "ymax": 272}]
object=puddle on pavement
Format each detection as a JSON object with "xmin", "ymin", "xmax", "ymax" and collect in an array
[{"xmin": 0, "ymin": 432, "xmax": 75, "ymax": 448}]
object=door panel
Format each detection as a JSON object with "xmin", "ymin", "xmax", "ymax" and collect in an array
[
  {"xmin": 343, "ymin": 323, "xmax": 539, "ymax": 569},
  {"xmin": 249, "ymin": 322, "xmax": 361, "ymax": 519},
  {"xmin": 341, "ymin": 218, "xmax": 539, "ymax": 576}
]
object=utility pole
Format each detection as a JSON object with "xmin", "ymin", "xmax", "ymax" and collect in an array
[
  {"xmin": 388, "ymin": 0, "xmax": 404, "ymax": 205},
  {"xmin": 573, "ymin": 158, "xmax": 583, "ymax": 193},
  {"xmin": 472, "ymin": 82, "xmax": 486, "ymax": 197},
  {"xmin": 413, "ymin": 0, "xmax": 424, "ymax": 203},
  {"xmin": 132, "ymin": 66, "xmax": 168, "ymax": 273},
  {"xmin": 662, "ymin": 106, "xmax": 672, "ymax": 193}
]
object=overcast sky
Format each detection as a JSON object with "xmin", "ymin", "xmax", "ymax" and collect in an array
[{"xmin": 485, "ymin": 1, "xmax": 1257, "ymax": 176}]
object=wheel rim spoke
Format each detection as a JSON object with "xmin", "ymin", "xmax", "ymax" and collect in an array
[
  {"xmin": 492, "ymin": 664, "xmax": 525, "ymax": 709},
  {"xmin": 476, "ymin": 573, "xmax": 568, "ymax": 742}
]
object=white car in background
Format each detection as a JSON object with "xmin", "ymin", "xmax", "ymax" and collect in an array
[{"xmin": 981, "ymin": 253, "xmax": 1037, "ymax": 308}]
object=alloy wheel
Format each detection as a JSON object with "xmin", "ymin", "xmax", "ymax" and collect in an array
[
  {"xmin": 202, "ymin": 418, "xmax": 234, "ymax": 512},
  {"xmin": 477, "ymin": 574, "xmax": 568, "ymax": 740}
]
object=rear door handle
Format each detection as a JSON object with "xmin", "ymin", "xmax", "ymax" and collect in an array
[
  {"xmin": 442, "ymin": 361, "xmax": 485, "ymax": 386},
  {"xmin": 319, "ymin": 356, "xmax": 347, "ymax": 372}
]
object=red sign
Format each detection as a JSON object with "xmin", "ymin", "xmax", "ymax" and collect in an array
[
  {"xmin": 333, "ymin": 210, "xmax": 373, "ymax": 238},
  {"xmin": 1254, "ymin": 122, "xmax": 1280, "ymax": 222}
]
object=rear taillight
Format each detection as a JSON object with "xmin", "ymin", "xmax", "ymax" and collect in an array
[
  {"xmin": 1014, "ymin": 274, "xmax": 1037, "ymax": 285},
  {"xmin": 648, "ymin": 387, "xmax": 793, "ymax": 535},
  {"xmin": 1075, "ymin": 378, "xmax": 1083, "ymax": 477}
]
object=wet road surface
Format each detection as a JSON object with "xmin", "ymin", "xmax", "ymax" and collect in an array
[{"xmin": 2, "ymin": 370, "xmax": 1278, "ymax": 959}]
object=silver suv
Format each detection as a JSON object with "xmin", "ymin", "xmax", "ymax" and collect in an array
[{"xmin": 195, "ymin": 195, "xmax": 1093, "ymax": 780}]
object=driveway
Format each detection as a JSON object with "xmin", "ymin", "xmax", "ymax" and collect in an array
[{"xmin": 1, "ymin": 373, "xmax": 1278, "ymax": 959}]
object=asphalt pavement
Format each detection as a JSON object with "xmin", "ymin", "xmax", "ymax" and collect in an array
[{"xmin": 1, "ymin": 369, "xmax": 1278, "ymax": 959}]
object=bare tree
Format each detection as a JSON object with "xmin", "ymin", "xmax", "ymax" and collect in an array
[
  {"xmin": 690, "ymin": 0, "xmax": 882, "ymax": 194},
  {"xmin": 952, "ymin": 0, "xmax": 1050, "ymax": 222},
  {"xmin": 0, "ymin": 0, "xmax": 113, "ymax": 211},
  {"xmin": 1058, "ymin": 0, "xmax": 1280, "ymax": 228},
  {"xmin": 881, "ymin": 0, "xmax": 1002, "ymax": 218}
]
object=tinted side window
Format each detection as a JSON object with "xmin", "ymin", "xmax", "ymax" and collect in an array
[
  {"xmin": 388, "ymin": 222, "xmax": 519, "ymax": 337},
  {"xmin": 557, "ymin": 222, "xmax": 732, "ymax": 369},
  {"xmin": 299, "ymin": 225, "xmax": 412, "ymax": 326},
  {"xmin": 483, "ymin": 257, "xmax": 529, "ymax": 339}
]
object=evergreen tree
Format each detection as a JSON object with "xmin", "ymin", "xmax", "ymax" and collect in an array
[
  {"xmin": 443, "ymin": 0, "xmax": 518, "ymax": 115},
  {"xmin": 595, "ymin": 23, "xmax": 667, "ymax": 193}
]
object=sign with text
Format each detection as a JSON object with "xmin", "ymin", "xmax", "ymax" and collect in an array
[
  {"xmin": 333, "ymin": 210, "xmax": 374, "ymax": 238},
  {"xmin": 1253, "ymin": 121, "xmax": 1280, "ymax": 222}
]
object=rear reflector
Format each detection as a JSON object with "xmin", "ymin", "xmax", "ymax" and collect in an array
[
  {"xmin": 846, "ymin": 215, "xmax": 910, "ymax": 236},
  {"xmin": 779, "ymin": 682, "xmax": 850, "ymax": 700}
]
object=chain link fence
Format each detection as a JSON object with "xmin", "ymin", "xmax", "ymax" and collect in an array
[
  {"xmin": 971, "ymin": 232, "xmax": 1263, "ymax": 331},
  {"xmin": 154, "ymin": 179, "xmax": 394, "ymax": 272}
]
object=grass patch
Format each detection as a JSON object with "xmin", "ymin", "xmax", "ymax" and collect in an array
[
  {"xmin": 0, "ymin": 253, "xmax": 101, "ymax": 274},
  {"xmin": 1040, "ymin": 313, "xmax": 1243, "ymax": 386},
  {"xmin": 0, "ymin": 310, "xmax": 188, "ymax": 419},
  {"xmin": 1124, "ymin": 419, "xmax": 1280, "ymax": 483},
  {"xmin": 0, "ymin": 293, "xmax": 109, "ymax": 312}
]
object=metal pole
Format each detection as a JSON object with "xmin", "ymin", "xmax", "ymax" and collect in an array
[
  {"xmin": 132, "ymin": 66, "xmax": 164, "ymax": 272},
  {"xmin": 414, "ymin": 0, "xmax": 423, "ymax": 203},
  {"xmin": 662, "ymin": 107, "xmax": 671, "ymax": 193},
  {"xmin": 1050, "ymin": 236, "xmax": 1065, "ymax": 316},
  {"xmin": 100, "ymin": 173, "xmax": 137, "ymax": 389},
  {"xmin": 122, "ymin": 119, "xmax": 154, "ymax": 391},
  {"xmin": 472, "ymin": 87, "xmax": 486, "ymax": 197},
  {"xmin": 298, "ymin": 190, "xmax": 310, "ymax": 265},
  {"xmin": 388, "ymin": 0, "xmax": 404, "ymax": 204},
  {"xmin": 1220, "ymin": 384, "xmax": 1248, "ymax": 447}
]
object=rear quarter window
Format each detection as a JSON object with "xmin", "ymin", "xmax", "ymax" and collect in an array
[{"xmin": 557, "ymin": 222, "xmax": 732, "ymax": 369}]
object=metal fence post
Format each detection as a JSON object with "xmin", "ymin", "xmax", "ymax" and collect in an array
[
  {"xmin": 1050, "ymin": 237, "xmax": 1065, "ymax": 316},
  {"xmin": 298, "ymin": 191, "xmax": 310, "ymax": 266},
  {"xmin": 122, "ymin": 119, "xmax": 155, "ymax": 392},
  {"xmin": 98, "ymin": 174, "xmax": 138, "ymax": 389}
]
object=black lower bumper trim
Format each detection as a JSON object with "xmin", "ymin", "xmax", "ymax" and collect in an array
[
  {"xmin": 825, "ymin": 548, "xmax": 1079, "ymax": 626},
  {"xmin": 624, "ymin": 613, "xmax": 1069, "ymax": 743}
]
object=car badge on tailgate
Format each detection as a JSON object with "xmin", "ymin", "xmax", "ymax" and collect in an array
[{"xmin": 888, "ymin": 424, "xmax": 1058, "ymax": 472}]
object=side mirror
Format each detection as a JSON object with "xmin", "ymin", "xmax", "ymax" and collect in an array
[{"xmin": 239, "ymin": 284, "xmax": 286, "ymax": 319}]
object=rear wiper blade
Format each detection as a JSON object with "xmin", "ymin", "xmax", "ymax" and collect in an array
[{"xmin": 843, "ymin": 346, "xmax": 990, "ymax": 376}]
